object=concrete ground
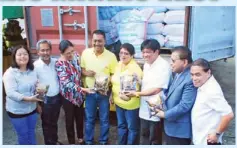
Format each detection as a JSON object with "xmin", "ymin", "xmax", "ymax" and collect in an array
[{"xmin": 2, "ymin": 57, "xmax": 235, "ymax": 145}]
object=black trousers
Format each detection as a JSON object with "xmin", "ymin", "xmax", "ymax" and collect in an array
[
  {"xmin": 62, "ymin": 98, "xmax": 84, "ymax": 144},
  {"xmin": 165, "ymin": 133, "xmax": 191, "ymax": 145},
  {"xmin": 140, "ymin": 119, "xmax": 163, "ymax": 145},
  {"xmin": 41, "ymin": 94, "xmax": 62, "ymax": 145}
]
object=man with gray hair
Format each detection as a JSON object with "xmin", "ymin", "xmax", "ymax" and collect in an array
[
  {"xmin": 191, "ymin": 58, "xmax": 234, "ymax": 145},
  {"xmin": 34, "ymin": 39, "xmax": 62, "ymax": 145}
]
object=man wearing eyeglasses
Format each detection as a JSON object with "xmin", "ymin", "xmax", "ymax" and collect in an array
[
  {"xmin": 34, "ymin": 39, "xmax": 62, "ymax": 145},
  {"xmin": 155, "ymin": 46, "xmax": 197, "ymax": 145}
]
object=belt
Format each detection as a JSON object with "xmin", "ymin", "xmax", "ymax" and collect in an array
[{"xmin": 46, "ymin": 93, "xmax": 61, "ymax": 99}]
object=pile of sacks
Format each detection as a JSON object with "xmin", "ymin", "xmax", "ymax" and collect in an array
[{"xmin": 98, "ymin": 6, "xmax": 186, "ymax": 58}]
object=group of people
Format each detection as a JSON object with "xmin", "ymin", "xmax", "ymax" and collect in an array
[{"xmin": 3, "ymin": 29, "xmax": 234, "ymax": 145}]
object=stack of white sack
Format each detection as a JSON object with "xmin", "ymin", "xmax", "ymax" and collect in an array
[
  {"xmin": 115, "ymin": 8, "xmax": 154, "ymax": 58},
  {"xmin": 164, "ymin": 35, "xmax": 184, "ymax": 48},
  {"xmin": 147, "ymin": 34, "xmax": 165, "ymax": 47},
  {"xmin": 146, "ymin": 12, "xmax": 165, "ymax": 47},
  {"xmin": 162, "ymin": 24, "xmax": 184, "ymax": 47},
  {"xmin": 148, "ymin": 12, "xmax": 165, "ymax": 24},
  {"xmin": 164, "ymin": 10, "xmax": 185, "ymax": 24},
  {"xmin": 163, "ymin": 7, "xmax": 185, "ymax": 48},
  {"xmin": 162, "ymin": 24, "xmax": 184, "ymax": 36}
]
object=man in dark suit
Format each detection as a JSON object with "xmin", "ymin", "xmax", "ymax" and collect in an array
[{"xmin": 155, "ymin": 46, "xmax": 197, "ymax": 145}]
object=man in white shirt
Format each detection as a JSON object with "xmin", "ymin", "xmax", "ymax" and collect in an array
[
  {"xmin": 127, "ymin": 39, "xmax": 171, "ymax": 144},
  {"xmin": 34, "ymin": 39, "xmax": 62, "ymax": 145},
  {"xmin": 191, "ymin": 58, "xmax": 234, "ymax": 145}
]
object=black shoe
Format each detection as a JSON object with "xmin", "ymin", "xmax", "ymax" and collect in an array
[
  {"xmin": 56, "ymin": 141, "xmax": 63, "ymax": 145},
  {"xmin": 78, "ymin": 139, "xmax": 85, "ymax": 145}
]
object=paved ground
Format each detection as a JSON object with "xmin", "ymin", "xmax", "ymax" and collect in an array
[
  {"xmin": 210, "ymin": 57, "xmax": 235, "ymax": 145},
  {"xmin": 2, "ymin": 57, "xmax": 235, "ymax": 145}
]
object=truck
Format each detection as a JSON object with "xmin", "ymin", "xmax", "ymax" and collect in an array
[
  {"xmin": 19, "ymin": 6, "xmax": 235, "ymax": 61},
  {"xmin": 2, "ymin": 6, "xmax": 235, "ymax": 111}
]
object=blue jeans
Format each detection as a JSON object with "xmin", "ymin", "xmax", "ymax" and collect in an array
[
  {"xmin": 85, "ymin": 93, "xmax": 110, "ymax": 144},
  {"xmin": 9, "ymin": 112, "xmax": 38, "ymax": 145},
  {"xmin": 116, "ymin": 105, "xmax": 140, "ymax": 145},
  {"xmin": 41, "ymin": 94, "xmax": 62, "ymax": 144}
]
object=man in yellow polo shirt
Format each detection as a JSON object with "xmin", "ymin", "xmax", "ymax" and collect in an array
[{"xmin": 81, "ymin": 30, "xmax": 118, "ymax": 145}]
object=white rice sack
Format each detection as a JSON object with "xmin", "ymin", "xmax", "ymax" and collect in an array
[
  {"xmin": 117, "ymin": 22, "xmax": 147, "ymax": 40},
  {"xmin": 132, "ymin": 39, "xmax": 144, "ymax": 58},
  {"xmin": 164, "ymin": 10, "xmax": 185, "ymax": 24},
  {"xmin": 112, "ymin": 8, "xmax": 154, "ymax": 23},
  {"xmin": 162, "ymin": 24, "xmax": 184, "ymax": 36},
  {"xmin": 166, "ymin": 6, "xmax": 186, "ymax": 11},
  {"xmin": 147, "ymin": 34, "xmax": 165, "ymax": 47},
  {"xmin": 165, "ymin": 35, "xmax": 184, "ymax": 43},
  {"xmin": 122, "ymin": 8, "xmax": 155, "ymax": 23},
  {"xmin": 99, "ymin": 20, "xmax": 116, "ymax": 33},
  {"xmin": 165, "ymin": 41, "xmax": 183, "ymax": 48},
  {"xmin": 164, "ymin": 35, "xmax": 184, "ymax": 48},
  {"xmin": 147, "ymin": 23, "xmax": 164, "ymax": 35},
  {"xmin": 139, "ymin": 6, "xmax": 167, "ymax": 13},
  {"xmin": 148, "ymin": 13, "xmax": 165, "ymax": 24},
  {"xmin": 111, "ymin": 10, "xmax": 132, "ymax": 23}
]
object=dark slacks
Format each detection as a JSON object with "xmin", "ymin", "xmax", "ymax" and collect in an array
[
  {"xmin": 62, "ymin": 98, "xmax": 84, "ymax": 144},
  {"xmin": 140, "ymin": 118, "xmax": 163, "ymax": 145},
  {"xmin": 41, "ymin": 94, "xmax": 62, "ymax": 145},
  {"xmin": 165, "ymin": 133, "xmax": 191, "ymax": 145}
]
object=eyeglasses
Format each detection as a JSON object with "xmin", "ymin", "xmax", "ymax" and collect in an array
[
  {"xmin": 64, "ymin": 50, "xmax": 75, "ymax": 56},
  {"xmin": 119, "ymin": 52, "xmax": 130, "ymax": 56},
  {"xmin": 170, "ymin": 58, "xmax": 186, "ymax": 63}
]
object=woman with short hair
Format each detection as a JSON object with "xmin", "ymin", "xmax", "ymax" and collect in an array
[
  {"xmin": 55, "ymin": 40, "xmax": 91, "ymax": 144},
  {"xmin": 111, "ymin": 43, "xmax": 143, "ymax": 145}
]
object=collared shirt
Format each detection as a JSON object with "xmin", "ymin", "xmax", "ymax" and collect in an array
[
  {"xmin": 3, "ymin": 67, "xmax": 37, "ymax": 114},
  {"xmin": 81, "ymin": 47, "xmax": 118, "ymax": 88},
  {"xmin": 139, "ymin": 55, "xmax": 172, "ymax": 121},
  {"xmin": 111, "ymin": 59, "xmax": 143, "ymax": 110},
  {"xmin": 191, "ymin": 75, "xmax": 232, "ymax": 145},
  {"xmin": 34, "ymin": 58, "xmax": 59, "ymax": 97}
]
